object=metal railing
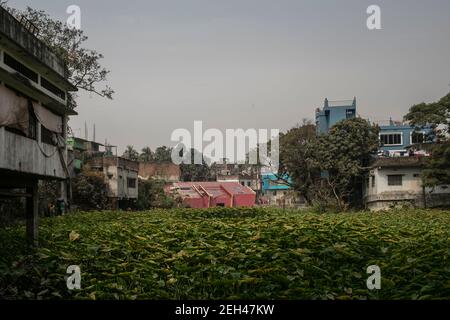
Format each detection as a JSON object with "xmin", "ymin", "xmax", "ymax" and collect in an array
[{"xmin": 0, "ymin": 6, "xmax": 68, "ymax": 79}]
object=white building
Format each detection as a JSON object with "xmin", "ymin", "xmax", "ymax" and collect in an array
[
  {"xmin": 87, "ymin": 156, "xmax": 139, "ymax": 209},
  {"xmin": 364, "ymin": 157, "xmax": 450, "ymax": 211}
]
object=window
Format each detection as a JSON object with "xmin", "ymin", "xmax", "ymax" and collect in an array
[
  {"xmin": 380, "ymin": 133, "xmax": 402, "ymax": 146},
  {"xmin": 241, "ymin": 181, "xmax": 245, "ymax": 186},
  {"xmin": 41, "ymin": 77, "xmax": 66, "ymax": 100},
  {"xmin": 388, "ymin": 175, "xmax": 403, "ymax": 186},
  {"xmin": 411, "ymin": 132, "xmax": 424, "ymax": 144},
  {"xmin": 127, "ymin": 178, "xmax": 136, "ymax": 189},
  {"xmin": 346, "ymin": 109, "xmax": 355, "ymax": 119},
  {"xmin": 247, "ymin": 181, "xmax": 251, "ymax": 187},
  {"xmin": 41, "ymin": 126, "xmax": 57, "ymax": 146},
  {"xmin": 371, "ymin": 176, "xmax": 375, "ymax": 188},
  {"xmin": 4, "ymin": 53, "xmax": 38, "ymax": 83}
]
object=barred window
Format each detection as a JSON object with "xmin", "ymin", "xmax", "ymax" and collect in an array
[
  {"xmin": 127, "ymin": 178, "xmax": 136, "ymax": 189},
  {"xmin": 387, "ymin": 175, "xmax": 403, "ymax": 186}
]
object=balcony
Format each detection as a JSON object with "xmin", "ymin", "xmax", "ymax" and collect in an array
[
  {"xmin": 0, "ymin": 6, "xmax": 68, "ymax": 79},
  {"xmin": 0, "ymin": 127, "xmax": 66, "ymax": 179}
]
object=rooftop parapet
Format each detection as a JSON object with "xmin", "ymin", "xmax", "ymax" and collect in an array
[{"xmin": 0, "ymin": 6, "xmax": 68, "ymax": 79}]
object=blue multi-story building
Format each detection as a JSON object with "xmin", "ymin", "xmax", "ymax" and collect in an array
[
  {"xmin": 315, "ymin": 97, "xmax": 357, "ymax": 134},
  {"xmin": 314, "ymin": 97, "xmax": 432, "ymax": 155},
  {"xmin": 377, "ymin": 119, "xmax": 433, "ymax": 155}
]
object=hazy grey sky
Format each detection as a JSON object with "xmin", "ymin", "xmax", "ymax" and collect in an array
[{"xmin": 9, "ymin": 0, "xmax": 450, "ymax": 153}]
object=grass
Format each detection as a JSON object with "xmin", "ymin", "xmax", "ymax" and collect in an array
[{"xmin": 0, "ymin": 207, "xmax": 449, "ymax": 300}]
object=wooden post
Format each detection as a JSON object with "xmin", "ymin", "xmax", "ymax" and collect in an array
[{"xmin": 26, "ymin": 180, "xmax": 39, "ymax": 247}]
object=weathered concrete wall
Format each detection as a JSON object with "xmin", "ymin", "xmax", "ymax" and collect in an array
[
  {"xmin": 364, "ymin": 166, "xmax": 450, "ymax": 211},
  {"xmin": 0, "ymin": 126, "xmax": 65, "ymax": 179},
  {"xmin": 138, "ymin": 162, "xmax": 180, "ymax": 182},
  {"xmin": 87, "ymin": 156, "xmax": 139, "ymax": 200}
]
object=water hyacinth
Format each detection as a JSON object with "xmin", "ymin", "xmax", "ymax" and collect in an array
[{"xmin": 0, "ymin": 207, "xmax": 449, "ymax": 300}]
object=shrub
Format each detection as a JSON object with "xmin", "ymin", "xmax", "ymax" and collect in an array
[{"xmin": 72, "ymin": 169, "xmax": 109, "ymax": 210}]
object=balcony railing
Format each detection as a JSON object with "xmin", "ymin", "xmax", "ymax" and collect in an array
[{"xmin": 0, "ymin": 6, "xmax": 68, "ymax": 79}]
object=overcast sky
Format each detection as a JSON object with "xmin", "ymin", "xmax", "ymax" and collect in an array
[{"xmin": 8, "ymin": 0, "xmax": 450, "ymax": 153}]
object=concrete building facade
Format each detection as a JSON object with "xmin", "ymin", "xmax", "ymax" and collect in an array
[
  {"xmin": 0, "ymin": 7, "xmax": 77, "ymax": 244},
  {"xmin": 87, "ymin": 156, "xmax": 139, "ymax": 209},
  {"xmin": 363, "ymin": 157, "xmax": 450, "ymax": 211},
  {"xmin": 315, "ymin": 98, "xmax": 356, "ymax": 134}
]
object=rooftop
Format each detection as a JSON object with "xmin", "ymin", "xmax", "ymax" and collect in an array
[
  {"xmin": 0, "ymin": 6, "xmax": 70, "ymax": 81},
  {"xmin": 173, "ymin": 181, "xmax": 256, "ymax": 198},
  {"xmin": 373, "ymin": 156, "xmax": 427, "ymax": 168}
]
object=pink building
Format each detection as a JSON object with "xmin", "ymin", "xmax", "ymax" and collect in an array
[{"xmin": 168, "ymin": 182, "xmax": 256, "ymax": 208}]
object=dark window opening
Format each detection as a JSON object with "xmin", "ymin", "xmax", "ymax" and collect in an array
[
  {"xmin": 380, "ymin": 134, "xmax": 402, "ymax": 146},
  {"xmin": 346, "ymin": 109, "xmax": 355, "ymax": 119},
  {"xmin": 127, "ymin": 178, "xmax": 136, "ymax": 189},
  {"xmin": 4, "ymin": 53, "xmax": 38, "ymax": 83},
  {"xmin": 411, "ymin": 132, "xmax": 424, "ymax": 144},
  {"xmin": 371, "ymin": 176, "xmax": 375, "ymax": 188},
  {"xmin": 388, "ymin": 175, "xmax": 403, "ymax": 186},
  {"xmin": 27, "ymin": 100, "xmax": 37, "ymax": 140},
  {"xmin": 216, "ymin": 203, "xmax": 225, "ymax": 207},
  {"xmin": 41, "ymin": 126, "xmax": 57, "ymax": 146},
  {"xmin": 41, "ymin": 77, "xmax": 66, "ymax": 100}
]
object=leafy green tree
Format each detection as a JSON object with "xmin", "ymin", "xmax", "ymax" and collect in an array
[
  {"xmin": 279, "ymin": 118, "xmax": 379, "ymax": 210},
  {"xmin": 278, "ymin": 121, "xmax": 317, "ymax": 204},
  {"xmin": 72, "ymin": 169, "xmax": 108, "ymax": 210},
  {"xmin": 122, "ymin": 145, "xmax": 139, "ymax": 161},
  {"xmin": 140, "ymin": 147, "xmax": 154, "ymax": 162},
  {"xmin": 137, "ymin": 179, "xmax": 176, "ymax": 209},
  {"xmin": 311, "ymin": 118, "xmax": 379, "ymax": 210},
  {"xmin": 180, "ymin": 149, "xmax": 212, "ymax": 181},
  {"xmin": 5, "ymin": 5, "xmax": 114, "ymax": 108},
  {"xmin": 404, "ymin": 90, "xmax": 450, "ymax": 186},
  {"xmin": 153, "ymin": 146, "xmax": 173, "ymax": 163}
]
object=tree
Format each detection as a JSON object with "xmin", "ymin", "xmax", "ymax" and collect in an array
[
  {"xmin": 279, "ymin": 118, "xmax": 379, "ymax": 211},
  {"xmin": 140, "ymin": 147, "xmax": 154, "ymax": 162},
  {"xmin": 5, "ymin": 5, "xmax": 114, "ymax": 108},
  {"xmin": 137, "ymin": 179, "xmax": 176, "ymax": 209},
  {"xmin": 404, "ymin": 90, "xmax": 450, "ymax": 187},
  {"xmin": 122, "ymin": 145, "xmax": 139, "ymax": 161},
  {"xmin": 180, "ymin": 149, "xmax": 212, "ymax": 181},
  {"xmin": 278, "ymin": 121, "xmax": 317, "ymax": 204},
  {"xmin": 72, "ymin": 169, "xmax": 108, "ymax": 210},
  {"xmin": 153, "ymin": 146, "xmax": 173, "ymax": 163},
  {"xmin": 311, "ymin": 118, "xmax": 379, "ymax": 210},
  {"xmin": 404, "ymin": 92, "xmax": 450, "ymax": 136}
]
